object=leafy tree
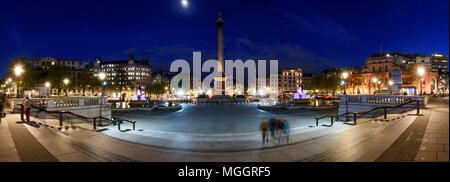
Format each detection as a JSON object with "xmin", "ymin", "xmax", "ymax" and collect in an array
[
  {"xmin": 44, "ymin": 64, "xmax": 70, "ymax": 95},
  {"xmin": 6, "ymin": 57, "xmax": 40, "ymax": 96},
  {"xmin": 148, "ymin": 83, "xmax": 167, "ymax": 99},
  {"xmin": 311, "ymin": 73, "xmax": 342, "ymax": 95},
  {"xmin": 78, "ymin": 70, "xmax": 101, "ymax": 96}
]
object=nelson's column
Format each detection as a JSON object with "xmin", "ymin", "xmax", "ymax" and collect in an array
[{"xmin": 214, "ymin": 12, "xmax": 226, "ymax": 95}]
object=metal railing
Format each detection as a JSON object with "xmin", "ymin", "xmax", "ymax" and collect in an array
[
  {"xmin": 23, "ymin": 104, "xmax": 136, "ymax": 131},
  {"xmin": 111, "ymin": 117, "xmax": 136, "ymax": 131},
  {"xmin": 315, "ymin": 99, "xmax": 421, "ymax": 126}
]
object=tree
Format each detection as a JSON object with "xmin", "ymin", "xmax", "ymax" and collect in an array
[
  {"xmin": 6, "ymin": 57, "xmax": 39, "ymax": 96},
  {"xmin": 78, "ymin": 70, "xmax": 101, "ymax": 96},
  {"xmin": 44, "ymin": 64, "xmax": 70, "ymax": 95},
  {"xmin": 148, "ymin": 83, "xmax": 166, "ymax": 99},
  {"xmin": 311, "ymin": 73, "xmax": 341, "ymax": 95}
]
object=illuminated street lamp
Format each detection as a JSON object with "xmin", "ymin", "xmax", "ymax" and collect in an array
[
  {"xmin": 14, "ymin": 65, "xmax": 24, "ymax": 97},
  {"xmin": 14, "ymin": 66, "xmax": 24, "ymax": 76},
  {"xmin": 63, "ymin": 78, "xmax": 69, "ymax": 96},
  {"xmin": 342, "ymin": 72, "xmax": 349, "ymax": 121},
  {"xmin": 372, "ymin": 78, "xmax": 378, "ymax": 93},
  {"xmin": 45, "ymin": 82, "xmax": 51, "ymax": 97},
  {"xmin": 377, "ymin": 80, "xmax": 381, "ymax": 91},
  {"xmin": 98, "ymin": 72, "xmax": 106, "ymax": 126},
  {"xmin": 388, "ymin": 80, "xmax": 394, "ymax": 94},
  {"xmin": 417, "ymin": 67, "xmax": 425, "ymax": 95}
]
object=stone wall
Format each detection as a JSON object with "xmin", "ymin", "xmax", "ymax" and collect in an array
[
  {"xmin": 6, "ymin": 96, "xmax": 111, "ymax": 119},
  {"xmin": 337, "ymin": 95, "xmax": 431, "ymax": 118}
]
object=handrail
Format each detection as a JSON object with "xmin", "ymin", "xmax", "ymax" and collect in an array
[
  {"xmin": 26, "ymin": 104, "xmax": 136, "ymax": 131},
  {"xmin": 315, "ymin": 99, "xmax": 420, "ymax": 126},
  {"xmin": 112, "ymin": 117, "xmax": 136, "ymax": 130}
]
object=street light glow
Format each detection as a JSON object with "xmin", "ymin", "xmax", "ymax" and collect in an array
[
  {"xmin": 63, "ymin": 78, "xmax": 69, "ymax": 85},
  {"xmin": 98, "ymin": 72, "xmax": 106, "ymax": 80},
  {"xmin": 45, "ymin": 82, "xmax": 50, "ymax": 87},
  {"xmin": 388, "ymin": 80, "xmax": 393, "ymax": 86},
  {"xmin": 417, "ymin": 67, "xmax": 425, "ymax": 76},
  {"xmin": 342, "ymin": 72, "xmax": 348, "ymax": 79},
  {"xmin": 372, "ymin": 78, "xmax": 377, "ymax": 83},
  {"xmin": 14, "ymin": 65, "xmax": 24, "ymax": 76}
]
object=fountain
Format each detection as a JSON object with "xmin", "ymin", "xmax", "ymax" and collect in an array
[
  {"xmin": 293, "ymin": 86, "xmax": 309, "ymax": 99},
  {"xmin": 131, "ymin": 87, "xmax": 147, "ymax": 101}
]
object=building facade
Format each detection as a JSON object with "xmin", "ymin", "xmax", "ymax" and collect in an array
[
  {"xmin": 28, "ymin": 57, "xmax": 82, "ymax": 70},
  {"xmin": 279, "ymin": 68, "xmax": 303, "ymax": 93},
  {"xmin": 28, "ymin": 57, "xmax": 90, "ymax": 96},
  {"xmin": 346, "ymin": 52, "xmax": 442, "ymax": 95},
  {"xmin": 431, "ymin": 54, "xmax": 449, "ymax": 94},
  {"xmin": 94, "ymin": 54, "xmax": 152, "ymax": 100}
]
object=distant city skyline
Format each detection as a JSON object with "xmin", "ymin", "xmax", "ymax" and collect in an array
[{"xmin": 1, "ymin": 0, "xmax": 448, "ymax": 77}]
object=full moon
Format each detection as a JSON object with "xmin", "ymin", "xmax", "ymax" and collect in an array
[{"xmin": 181, "ymin": 0, "xmax": 188, "ymax": 8}]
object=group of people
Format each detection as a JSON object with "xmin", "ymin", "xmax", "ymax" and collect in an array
[{"xmin": 259, "ymin": 116, "xmax": 290, "ymax": 144}]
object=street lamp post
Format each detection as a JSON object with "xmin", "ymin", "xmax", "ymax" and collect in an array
[
  {"xmin": 377, "ymin": 80, "xmax": 381, "ymax": 91},
  {"xmin": 63, "ymin": 79, "xmax": 69, "ymax": 96},
  {"xmin": 342, "ymin": 72, "xmax": 349, "ymax": 121},
  {"xmin": 418, "ymin": 68, "xmax": 425, "ymax": 96},
  {"xmin": 98, "ymin": 72, "xmax": 106, "ymax": 126},
  {"xmin": 45, "ymin": 82, "xmax": 51, "ymax": 97},
  {"xmin": 388, "ymin": 80, "xmax": 393, "ymax": 94},
  {"xmin": 372, "ymin": 78, "xmax": 377, "ymax": 94},
  {"xmin": 14, "ymin": 66, "xmax": 24, "ymax": 98}
]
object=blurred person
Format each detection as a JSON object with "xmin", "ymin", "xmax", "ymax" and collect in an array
[
  {"xmin": 259, "ymin": 117, "xmax": 269, "ymax": 143},
  {"xmin": 282, "ymin": 120, "xmax": 291, "ymax": 144}
]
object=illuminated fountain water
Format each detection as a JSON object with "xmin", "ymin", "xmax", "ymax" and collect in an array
[
  {"xmin": 293, "ymin": 86, "xmax": 309, "ymax": 99},
  {"xmin": 131, "ymin": 88, "xmax": 147, "ymax": 101}
]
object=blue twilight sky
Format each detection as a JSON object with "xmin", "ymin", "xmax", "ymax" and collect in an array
[{"xmin": 0, "ymin": 0, "xmax": 448, "ymax": 77}]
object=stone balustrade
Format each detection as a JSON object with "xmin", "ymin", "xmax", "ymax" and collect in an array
[
  {"xmin": 338, "ymin": 94, "xmax": 431, "ymax": 117},
  {"xmin": 341, "ymin": 95, "xmax": 430, "ymax": 105},
  {"xmin": 6, "ymin": 96, "xmax": 110, "ymax": 119}
]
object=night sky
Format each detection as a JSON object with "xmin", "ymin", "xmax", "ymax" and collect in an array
[{"xmin": 1, "ymin": 0, "xmax": 448, "ymax": 77}]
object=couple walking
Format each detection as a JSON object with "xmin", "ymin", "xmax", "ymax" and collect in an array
[{"xmin": 260, "ymin": 116, "xmax": 290, "ymax": 144}]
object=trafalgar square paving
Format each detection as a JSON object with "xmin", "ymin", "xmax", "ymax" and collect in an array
[{"xmin": 1, "ymin": 97, "xmax": 447, "ymax": 161}]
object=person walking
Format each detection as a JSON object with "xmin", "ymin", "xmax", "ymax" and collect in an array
[
  {"xmin": 268, "ymin": 117, "xmax": 276, "ymax": 140},
  {"xmin": 282, "ymin": 120, "xmax": 291, "ymax": 144},
  {"xmin": 24, "ymin": 96, "xmax": 31, "ymax": 122},
  {"xmin": 260, "ymin": 117, "xmax": 269, "ymax": 143},
  {"xmin": 276, "ymin": 117, "xmax": 285, "ymax": 144}
]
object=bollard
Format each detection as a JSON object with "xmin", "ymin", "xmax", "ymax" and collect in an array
[
  {"xmin": 133, "ymin": 122, "xmax": 135, "ymax": 130},
  {"xmin": 384, "ymin": 107, "xmax": 387, "ymax": 119},
  {"xmin": 59, "ymin": 112, "xmax": 63, "ymax": 126},
  {"xmin": 93, "ymin": 118, "xmax": 96, "ymax": 130},
  {"xmin": 330, "ymin": 116, "xmax": 334, "ymax": 126},
  {"xmin": 316, "ymin": 118, "xmax": 319, "ymax": 126},
  {"xmin": 354, "ymin": 113, "xmax": 357, "ymax": 124},
  {"xmin": 416, "ymin": 100, "xmax": 420, "ymax": 115},
  {"xmin": 117, "ymin": 122, "xmax": 121, "ymax": 130}
]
